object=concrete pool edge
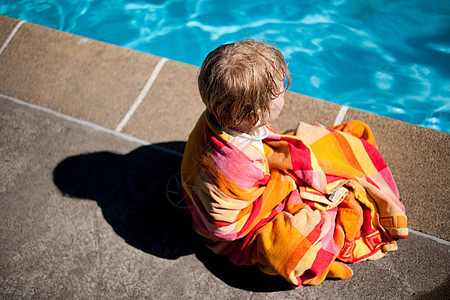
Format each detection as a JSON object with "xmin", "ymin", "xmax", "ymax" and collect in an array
[{"xmin": 0, "ymin": 15, "xmax": 449, "ymax": 242}]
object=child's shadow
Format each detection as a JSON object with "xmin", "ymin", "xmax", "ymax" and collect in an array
[{"xmin": 52, "ymin": 142, "xmax": 290, "ymax": 292}]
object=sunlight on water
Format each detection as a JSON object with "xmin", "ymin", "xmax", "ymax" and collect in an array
[{"xmin": 1, "ymin": 0, "xmax": 449, "ymax": 132}]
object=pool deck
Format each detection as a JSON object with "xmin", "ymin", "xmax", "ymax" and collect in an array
[{"xmin": 0, "ymin": 15, "xmax": 449, "ymax": 299}]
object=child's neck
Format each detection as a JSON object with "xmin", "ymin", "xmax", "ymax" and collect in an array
[{"xmin": 234, "ymin": 119, "xmax": 264, "ymax": 134}]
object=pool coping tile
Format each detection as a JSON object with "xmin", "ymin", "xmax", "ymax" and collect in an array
[
  {"xmin": 0, "ymin": 15, "xmax": 19, "ymax": 49},
  {"xmin": 122, "ymin": 59, "xmax": 206, "ymax": 143},
  {"xmin": 0, "ymin": 19, "xmax": 161, "ymax": 129},
  {"xmin": 272, "ymin": 92, "xmax": 343, "ymax": 131}
]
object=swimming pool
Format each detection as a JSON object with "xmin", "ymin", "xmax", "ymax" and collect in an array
[{"xmin": 1, "ymin": 0, "xmax": 449, "ymax": 133}]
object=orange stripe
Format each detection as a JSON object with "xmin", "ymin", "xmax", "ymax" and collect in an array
[
  {"xmin": 310, "ymin": 135, "xmax": 347, "ymax": 165},
  {"xmin": 332, "ymin": 132, "xmax": 365, "ymax": 175},
  {"xmin": 283, "ymin": 236, "xmax": 311, "ymax": 277}
]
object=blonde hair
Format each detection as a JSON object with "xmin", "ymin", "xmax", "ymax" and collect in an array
[{"xmin": 198, "ymin": 39, "xmax": 290, "ymax": 129}]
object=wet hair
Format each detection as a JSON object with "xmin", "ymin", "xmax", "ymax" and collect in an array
[{"xmin": 198, "ymin": 39, "xmax": 290, "ymax": 129}]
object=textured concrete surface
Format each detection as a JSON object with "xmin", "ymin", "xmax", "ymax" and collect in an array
[
  {"xmin": 122, "ymin": 59, "xmax": 205, "ymax": 143},
  {"xmin": 0, "ymin": 15, "xmax": 18, "ymax": 46},
  {"xmin": 272, "ymin": 92, "xmax": 342, "ymax": 130},
  {"xmin": 0, "ymin": 20, "xmax": 161, "ymax": 129},
  {"xmin": 1, "ymin": 15, "xmax": 449, "ymax": 299}
]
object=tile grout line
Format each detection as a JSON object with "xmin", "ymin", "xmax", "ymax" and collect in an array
[
  {"xmin": 0, "ymin": 20, "xmax": 26, "ymax": 56},
  {"xmin": 333, "ymin": 105, "xmax": 349, "ymax": 126},
  {"xmin": 115, "ymin": 57, "xmax": 168, "ymax": 132},
  {"xmin": 1, "ymin": 93, "xmax": 449, "ymax": 246}
]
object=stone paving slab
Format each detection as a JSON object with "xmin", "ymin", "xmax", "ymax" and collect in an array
[
  {"xmin": 0, "ymin": 15, "xmax": 18, "ymax": 46},
  {"xmin": 0, "ymin": 20, "xmax": 161, "ymax": 129},
  {"xmin": 122, "ymin": 59, "xmax": 206, "ymax": 143},
  {"xmin": 1, "ymin": 96, "xmax": 449, "ymax": 299}
]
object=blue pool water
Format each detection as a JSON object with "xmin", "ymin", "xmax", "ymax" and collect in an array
[{"xmin": 1, "ymin": 0, "xmax": 449, "ymax": 133}]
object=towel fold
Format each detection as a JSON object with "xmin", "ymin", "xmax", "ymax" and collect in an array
[{"xmin": 181, "ymin": 112, "xmax": 407, "ymax": 288}]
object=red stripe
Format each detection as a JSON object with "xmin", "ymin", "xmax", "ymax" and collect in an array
[
  {"xmin": 362, "ymin": 138, "xmax": 388, "ymax": 172},
  {"xmin": 326, "ymin": 174, "xmax": 343, "ymax": 184},
  {"xmin": 227, "ymin": 200, "xmax": 287, "ymax": 264},
  {"xmin": 212, "ymin": 220, "xmax": 233, "ymax": 227},
  {"xmin": 306, "ymin": 218, "xmax": 324, "ymax": 244},
  {"xmin": 238, "ymin": 193, "xmax": 264, "ymax": 235},
  {"xmin": 365, "ymin": 176, "xmax": 380, "ymax": 189},
  {"xmin": 300, "ymin": 248, "xmax": 335, "ymax": 281},
  {"xmin": 282, "ymin": 136, "xmax": 313, "ymax": 173}
]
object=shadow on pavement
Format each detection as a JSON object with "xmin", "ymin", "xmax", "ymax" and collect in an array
[
  {"xmin": 52, "ymin": 142, "xmax": 291, "ymax": 292},
  {"xmin": 414, "ymin": 275, "xmax": 450, "ymax": 300}
]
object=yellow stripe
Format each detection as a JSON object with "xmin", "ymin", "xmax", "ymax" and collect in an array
[
  {"xmin": 344, "ymin": 134, "xmax": 379, "ymax": 177},
  {"xmin": 235, "ymin": 212, "xmax": 250, "ymax": 232}
]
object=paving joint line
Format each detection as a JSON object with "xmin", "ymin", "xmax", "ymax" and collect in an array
[
  {"xmin": 1, "ymin": 93, "xmax": 449, "ymax": 245},
  {"xmin": 115, "ymin": 57, "xmax": 168, "ymax": 132},
  {"xmin": 333, "ymin": 105, "xmax": 349, "ymax": 126},
  {"xmin": 408, "ymin": 228, "xmax": 450, "ymax": 246},
  {"xmin": 0, "ymin": 19, "xmax": 25, "ymax": 56}
]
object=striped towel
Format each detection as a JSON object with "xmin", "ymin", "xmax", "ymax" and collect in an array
[{"xmin": 181, "ymin": 111, "xmax": 407, "ymax": 288}]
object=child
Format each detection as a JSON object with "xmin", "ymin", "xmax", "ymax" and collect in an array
[{"xmin": 181, "ymin": 39, "xmax": 407, "ymax": 288}]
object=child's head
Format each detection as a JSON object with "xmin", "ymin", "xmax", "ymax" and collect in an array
[{"xmin": 198, "ymin": 39, "xmax": 290, "ymax": 130}]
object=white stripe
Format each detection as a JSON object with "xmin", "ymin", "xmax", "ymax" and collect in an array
[
  {"xmin": 333, "ymin": 105, "xmax": 350, "ymax": 126},
  {"xmin": 0, "ymin": 93, "xmax": 183, "ymax": 157},
  {"xmin": 0, "ymin": 20, "xmax": 25, "ymax": 56},
  {"xmin": 115, "ymin": 57, "xmax": 168, "ymax": 132},
  {"xmin": 409, "ymin": 228, "xmax": 450, "ymax": 246}
]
